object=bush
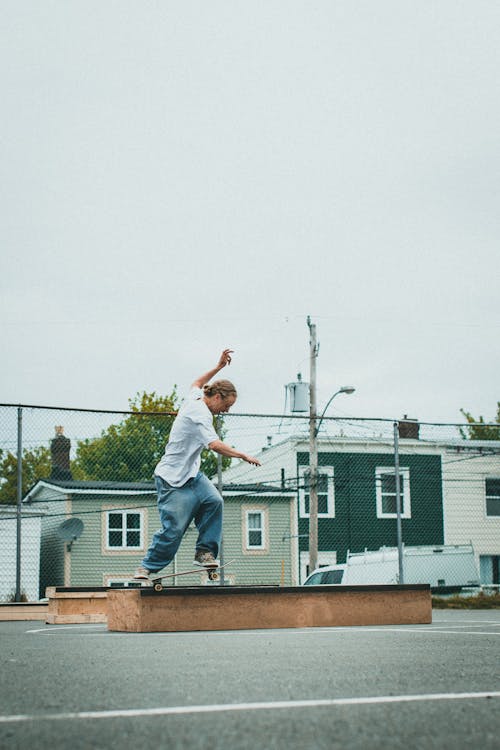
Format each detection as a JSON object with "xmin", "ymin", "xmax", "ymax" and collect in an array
[
  {"xmin": 7, "ymin": 590, "xmax": 28, "ymax": 603},
  {"xmin": 432, "ymin": 591, "xmax": 500, "ymax": 609}
]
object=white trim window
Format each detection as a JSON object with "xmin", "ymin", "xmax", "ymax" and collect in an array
[
  {"xmin": 246, "ymin": 510, "xmax": 265, "ymax": 550},
  {"xmin": 105, "ymin": 510, "xmax": 144, "ymax": 550},
  {"xmin": 375, "ymin": 467, "xmax": 411, "ymax": 519},
  {"xmin": 106, "ymin": 578, "xmax": 145, "ymax": 588},
  {"xmin": 299, "ymin": 465, "xmax": 335, "ymax": 518},
  {"xmin": 485, "ymin": 478, "xmax": 500, "ymax": 517}
]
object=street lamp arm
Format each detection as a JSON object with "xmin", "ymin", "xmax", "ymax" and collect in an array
[
  {"xmin": 315, "ymin": 390, "xmax": 343, "ymax": 436},
  {"xmin": 315, "ymin": 386, "xmax": 356, "ymax": 436}
]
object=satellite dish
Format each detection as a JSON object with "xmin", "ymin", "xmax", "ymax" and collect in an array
[{"xmin": 57, "ymin": 518, "xmax": 84, "ymax": 547}]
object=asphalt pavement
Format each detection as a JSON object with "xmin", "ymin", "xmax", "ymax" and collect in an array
[{"xmin": 0, "ymin": 609, "xmax": 499, "ymax": 750}]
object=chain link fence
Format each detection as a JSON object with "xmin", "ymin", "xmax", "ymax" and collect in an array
[{"xmin": 1, "ymin": 403, "xmax": 499, "ymax": 600}]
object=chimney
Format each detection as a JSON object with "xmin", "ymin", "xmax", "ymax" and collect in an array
[
  {"xmin": 50, "ymin": 426, "xmax": 73, "ymax": 480},
  {"xmin": 398, "ymin": 416, "xmax": 420, "ymax": 440}
]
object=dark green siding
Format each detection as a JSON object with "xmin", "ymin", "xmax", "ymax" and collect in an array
[{"xmin": 298, "ymin": 451, "xmax": 443, "ymax": 564}]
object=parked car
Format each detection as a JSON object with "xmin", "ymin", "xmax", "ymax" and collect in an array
[
  {"xmin": 303, "ymin": 544, "xmax": 481, "ymax": 591},
  {"xmin": 303, "ymin": 565, "xmax": 346, "ymax": 586}
]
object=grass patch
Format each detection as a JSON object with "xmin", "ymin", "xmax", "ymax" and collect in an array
[{"xmin": 432, "ymin": 591, "xmax": 500, "ymax": 609}]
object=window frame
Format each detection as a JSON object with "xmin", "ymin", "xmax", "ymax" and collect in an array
[
  {"xmin": 485, "ymin": 478, "xmax": 500, "ymax": 518},
  {"xmin": 245, "ymin": 509, "xmax": 265, "ymax": 550},
  {"xmin": 375, "ymin": 466, "xmax": 411, "ymax": 519},
  {"xmin": 105, "ymin": 578, "xmax": 145, "ymax": 588},
  {"xmin": 104, "ymin": 509, "xmax": 145, "ymax": 551},
  {"xmin": 298, "ymin": 465, "xmax": 335, "ymax": 519},
  {"xmin": 241, "ymin": 504, "xmax": 269, "ymax": 555}
]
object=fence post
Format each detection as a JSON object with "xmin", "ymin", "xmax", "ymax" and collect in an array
[
  {"xmin": 393, "ymin": 421, "xmax": 404, "ymax": 584},
  {"xmin": 15, "ymin": 406, "xmax": 23, "ymax": 602},
  {"xmin": 216, "ymin": 417, "xmax": 225, "ymax": 586},
  {"xmin": 307, "ymin": 317, "xmax": 318, "ymax": 575}
]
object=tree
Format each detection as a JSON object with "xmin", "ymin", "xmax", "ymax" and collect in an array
[
  {"xmin": 73, "ymin": 390, "xmax": 230, "ymax": 482},
  {"xmin": 0, "ymin": 391, "xmax": 232, "ymax": 502},
  {"xmin": 0, "ymin": 446, "xmax": 51, "ymax": 505},
  {"xmin": 460, "ymin": 402, "xmax": 500, "ymax": 441},
  {"xmin": 73, "ymin": 391, "xmax": 179, "ymax": 481}
]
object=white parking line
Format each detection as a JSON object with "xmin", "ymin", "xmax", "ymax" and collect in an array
[
  {"xmin": 424, "ymin": 623, "xmax": 500, "ymax": 629},
  {"xmin": 25, "ymin": 624, "xmax": 500, "ymax": 637},
  {"xmin": 431, "ymin": 620, "xmax": 500, "ymax": 624},
  {"xmin": 0, "ymin": 691, "xmax": 499, "ymax": 724},
  {"xmin": 25, "ymin": 625, "xmax": 106, "ymax": 634},
  {"xmin": 373, "ymin": 628, "xmax": 500, "ymax": 636}
]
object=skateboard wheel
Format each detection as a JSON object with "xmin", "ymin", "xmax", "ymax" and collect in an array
[
  {"xmin": 153, "ymin": 582, "xmax": 163, "ymax": 592},
  {"xmin": 208, "ymin": 571, "xmax": 219, "ymax": 581}
]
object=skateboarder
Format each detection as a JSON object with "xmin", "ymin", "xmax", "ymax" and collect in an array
[{"xmin": 134, "ymin": 349, "xmax": 261, "ymax": 582}]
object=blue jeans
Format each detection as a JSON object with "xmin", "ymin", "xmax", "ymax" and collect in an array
[{"xmin": 142, "ymin": 472, "xmax": 223, "ymax": 573}]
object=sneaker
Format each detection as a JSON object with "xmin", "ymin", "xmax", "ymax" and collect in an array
[
  {"xmin": 133, "ymin": 566, "xmax": 152, "ymax": 580},
  {"xmin": 194, "ymin": 549, "xmax": 218, "ymax": 567}
]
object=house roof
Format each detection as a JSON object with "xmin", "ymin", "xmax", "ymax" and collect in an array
[
  {"xmin": 24, "ymin": 479, "xmax": 157, "ymax": 501},
  {"xmin": 218, "ymin": 483, "xmax": 294, "ymax": 495},
  {"xmin": 23, "ymin": 478, "xmax": 294, "ymax": 502},
  {"xmin": 238, "ymin": 433, "xmax": 500, "ymax": 455},
  {"xmin": 0, "ymin": 504, "xmax": 47, "ymax": 517}
]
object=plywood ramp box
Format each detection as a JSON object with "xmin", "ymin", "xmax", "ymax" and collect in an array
[
  {"xmin": 107, "ymin": 585, "xmax": 432, "ymax": 633},
  {"xmin": 0, "ymin": 603, "xmax": 49, "ymax": 621},
  {"xmin": 45, "ymin": 587, "xmax": 108, "ymax": 624}
]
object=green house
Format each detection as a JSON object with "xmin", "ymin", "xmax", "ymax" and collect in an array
[
  {"xmin": 223, "ymin": 435, "xmax": 445, "ymax": 582},
  {"xmin": 296, "ymin": 450, "xmax": 443, "ymax": 579}
]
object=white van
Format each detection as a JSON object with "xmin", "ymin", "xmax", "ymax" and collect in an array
[{"xmin": 303, "ymin": 544, "xmax": 481, "ymax": 590}]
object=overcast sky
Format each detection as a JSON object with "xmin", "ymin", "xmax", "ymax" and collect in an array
[{"xmin": 2, "ymin": 1, "xmax": 499, "ymax": 427}]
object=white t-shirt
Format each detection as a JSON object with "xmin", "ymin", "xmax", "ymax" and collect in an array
[{"xmin": 154, "ymin": 387, "xmax": 219, "ymax": 487}]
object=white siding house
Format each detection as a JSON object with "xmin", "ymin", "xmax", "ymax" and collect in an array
[
  {"xmin": 0, "ymin": 506, "xmax": 43, "ymax": 601},
  {"xmin": 441, "ymin": 442, "xmax": 500, "ymax": 584}
]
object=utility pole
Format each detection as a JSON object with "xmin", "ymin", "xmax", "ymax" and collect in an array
[
  {"xmin": 307, "ymin": 316, "xmax": 318, "ymax": 575},
  {"xmin": 216, "ymin": 416, "xmax": 225, "ymax": 586},
  {"xmin": 393, "ymin": 422, "xmax": 404, "ymax": 584},
  {"xmin": 15, "ymin": 407, "xmax": 23, "ymax": 602}
]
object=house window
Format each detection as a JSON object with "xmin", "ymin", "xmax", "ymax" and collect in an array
[
  {"xmin": 106, "ymin": 510, "xmax": 143, "ymax": 550},
  {"xmin": 485, "ymin": 479, "xmax": 500, "ymax": 517},
  {"xmin": 375, "ymin": 467, "xmax": 411, "ymax": 518},
  {"xmin": 242, "ymin": 505, "xmax": 269, "ymax": 553},
  {"xmin": 107, "ymin": 579, "xmax": 144, "ymax": 588},
  {"xmin": 246, "ymin": 511, "xmax": 264, "ymax": 549},
  {"xmin": 299, "ymin": 466, "xmax": 335, "ymax": 518},
  {"xmin": 479, "ymin": 555, "xmax": 500, "ymax": 585}
]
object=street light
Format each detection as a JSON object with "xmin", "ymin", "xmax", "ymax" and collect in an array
[
  {"xmin": 306, "ymin": 319, "xmax": 357, "ymax": 576},
  {"xmin": 308, "ymin": 384, "xmax": 355, "ymax": 576},
  {"xmin": 315, "ymin": 386, "xmax": 356, "ymax": 436}
]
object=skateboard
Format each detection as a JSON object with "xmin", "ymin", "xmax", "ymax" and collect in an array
[{"xmin": 149, "ymin": 560, "xmax": 235, "ymax": 591}]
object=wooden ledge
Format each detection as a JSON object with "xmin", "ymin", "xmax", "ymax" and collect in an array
[
  {"xmin": 138, "ymin": 583, "xmax": 430, "ymax": 597},
  {"xmin": 0, "ymin": 602, "xmax": 49, "ymax": 621},
  {"xmin": 107, "ymin": 584, "xmax": 432, "ymax": 632},
  {"xmin": 45, "ymin": 586, "xmax": 108, "ymax": 624}
]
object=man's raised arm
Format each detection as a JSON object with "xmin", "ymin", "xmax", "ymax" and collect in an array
[{"xmin": 191, "ymin": 349, "xmax": 233, "ymax": 389}]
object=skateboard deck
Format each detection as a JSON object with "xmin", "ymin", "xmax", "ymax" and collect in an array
[{"xmin": 149, "ymin": 560, "xmax": 235, "ymax": 591}]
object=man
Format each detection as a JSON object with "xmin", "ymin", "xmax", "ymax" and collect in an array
[{"xmin": 135, "ymin": 349, "xmax": 261, "ymax": 580}]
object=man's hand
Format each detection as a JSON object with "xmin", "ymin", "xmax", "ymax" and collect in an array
[
  {"xmin": 217, "ymin": 349, "xmax": 233, "ymax": 369},
  {"xmin": 208, "ymin": 440, "xmax": 261, "ymax": 466},
  {"xmin": 242, "ymin": 454, "xmax": 261, "ymax": 466}
]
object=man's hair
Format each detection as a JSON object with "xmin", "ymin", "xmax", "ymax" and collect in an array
[{"xmin": 203, "ymin": 379, "xmax": 237, "ymax": 399}]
